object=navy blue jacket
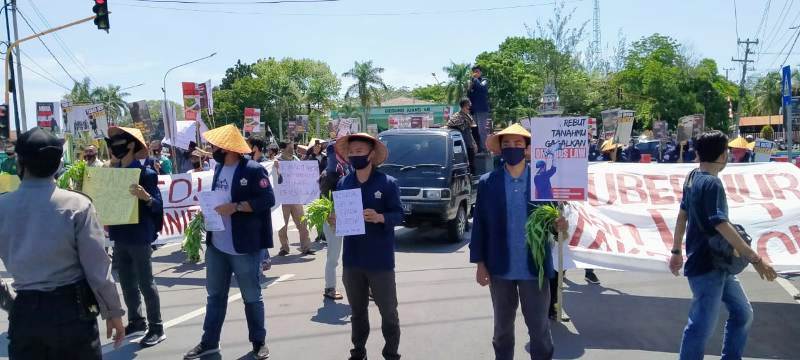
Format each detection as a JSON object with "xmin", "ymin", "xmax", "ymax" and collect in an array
[
  {"xmin": 338, "ymin": 170, "xmax": 403, "ymax": 271},
  {"xmin": 469, "ymin": 167, "xmax": 555, "ymax": 279},
  {"xmin": 207, "ymin": 158, "xmax": 276, "ymax": 254},
  {"xmin": 467, "ymin": 77, "xmax": 490, "ymax": 113},
  {"xmin": 108, "ymin": 161, "xmax": 164, "ymax": 244}
]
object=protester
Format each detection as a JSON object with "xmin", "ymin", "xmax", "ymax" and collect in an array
[
  {"xmin": 83, "ymin": 145, "xmax": 105, "ymax": 167},
  {"xmin": 274, "ymin": 140, "xmax": 314, "ymax": 256},
  {"xmin": 599, "ymin": 140, "xmax": 622, "ymax": 162},
  {"xmin": 622, "ymin": 138, "xmax": 642, "ymax": 162},
  {"xmin": 470, "ymin": 123, "xmax": 568, "ymax": 360},
  {"xmin": 588, "ymin": 136, "xmax": 601, "ymax": 162},
  {"xmin": 447, "ymin": 98, "xmax": 478, "ymax": 173},
  {"xmin": 319, "ymin": 133, "xmax": 349, "ymax": 300},
  {"xmin": 468, "ymin": 65, "xmax": 490, "ymax": 152},
  {"xmin": 186, "ymin": 150, "xmax": 208, "ymax": 173},
  {"xmin": 184, "ymin": 124, "xmax": 275, "ymax": 360},
  {"xmin": 304, "ymin": 138, "xmax": 328, "ymax": 173},
  {"xmin": 0, "ymin": 128, "xmax": 126, "ymax": 358},
  {"xmin": 248, "ymin": 135, "xmax": 269, "ymax": 163},
  {"xmin": 670, "ymin": 130, "xmax": 777, "ymax": 359},
  {"xmin": 331, "ymin": 133, "xmax": 403, "ymax": 360},
  {"xmin": 150, "ymin": 140, "xmax": 173, "ymax": 175},
  {"xmin": 105, "ymin": 127, "xmax": 166, "ymax": 348},
  {"xmin": 1, "ymin": 146, "xmax": 16, "ymax": 174}
]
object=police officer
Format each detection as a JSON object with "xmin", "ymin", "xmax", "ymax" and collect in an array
[{"xmin": 0, "ymin": 128, "xmax": 125, "ymax": 359}]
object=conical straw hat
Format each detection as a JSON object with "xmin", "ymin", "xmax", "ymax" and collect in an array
[
  {"xmin": 108, "ymin": 126, "xmax": 147, "ymax": 150},
  {"xmin": 485, "ymin": 123, "xmax": 531, "ymax": 155},
  {"xmin": 728, "ymin": 136, "xmax": 750, "ymax": 149},
  {"xmin": 202, "ymin": 124, "xmax": 252, "ymax": 154},
  {"xmin": 334, "ymin": 133, "xmax": 389, "ymax": 166}
]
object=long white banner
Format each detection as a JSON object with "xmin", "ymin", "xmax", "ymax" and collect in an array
[{"xmin": 561, "ymin": 163, "xmax": 800, "ymax": 273}]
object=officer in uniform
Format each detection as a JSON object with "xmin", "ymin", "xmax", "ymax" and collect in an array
[{"xmin": 0, "ymin": 128, "xmax": 125, "ymax": 359}]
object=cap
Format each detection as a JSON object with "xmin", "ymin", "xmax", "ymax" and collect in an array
[{"xmin": 15, "ymin": 128, "xmax": 64, "ymax": 158}]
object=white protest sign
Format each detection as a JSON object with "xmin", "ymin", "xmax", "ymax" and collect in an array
[
  {"xmin": 162, "ymin": 120, "xmax": 209, "ymax": 150},
  {"xmin": 198, "ymin": 191, "xmax": 227, "ymax": 231},
  {"xmin": 274, "ymin": 160, "xmax": 321, "ymax": 205},
  {"xmin": 560, "ymin": 162, "xmax": 800, "ymax": 273},
  {"xmin": 753, "ymin": 139, "xmax": 774, "ymax": 162},
  {"xmin": 530, "ymin": 117, "xmax": 589, "ymax": 201},
  {"xmin": 333, "ymin": 188, "xmax": 366, "ymax": 236},
  {"xmin": 613, "ymin": 112, "xmax": 634, "ymax": 145}
]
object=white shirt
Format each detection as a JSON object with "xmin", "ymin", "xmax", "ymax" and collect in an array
[{"xmin": 211, "ymin": 164, "xmax": 240, "ymax": 255}]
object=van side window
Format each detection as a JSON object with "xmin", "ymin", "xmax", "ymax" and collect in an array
[{"xmin": 453, "ymin": 139, "xmax": 467, "ymax": 164}]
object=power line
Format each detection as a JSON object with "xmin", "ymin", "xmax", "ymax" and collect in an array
[
  {"xmin": 18, "ymin": 62, "xmax": 71, "ymax": 90},
  {"xmin": 760, "ymin": 0, "xmax": 794, "ymax": 53},
  {"xmin": 15, "ymin": 8, "xmax": 78, "ymax": 83},
  {"xmin": 25, "ymin": 0, "xmax": 94, "ymax": 82},
  {"xmin": 781, "ymin": 28, "xmax": 800, "ymax": 67},
  {"xmin": 18, "ymin": 48, "xmax": 63, "ymax": 86},
  {"xmin": 116, "ymin": 0, "xmax": 579, "ymax": 16},
  {"xmin": 129, "ymin": 0, "xmax": 339, "ymax": 4},
  {"xmin": 733, "ymin": 0, "xmax": 740, "ymax": 44}
]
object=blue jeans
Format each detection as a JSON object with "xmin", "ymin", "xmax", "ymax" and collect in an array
[
  {"xmin": 201, "ymin": 244, "xmax": 266, "ymax": 347},
  {"xmin": 679, "ymin": 270, "xmax": 753, "ymax": 360}
]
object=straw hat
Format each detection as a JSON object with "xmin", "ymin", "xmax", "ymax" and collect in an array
[
  {"xmin": 485, "ymin": 123, "xmax": 531, "ymax": 155},
  {"xmin": 601, "ymin": 139, "xmax": 621, "ymax": 152},
  {"xmin": 108, "ymin": 126, "xmax": 147, "ymax": 150},
  {"xmin": 202, "ymin": 124, "xmax": 252, "ymax": 154},
  {"xmin": 334, "ymin": 133, "xmax": 388, "ymax": 166},
  {"xmin": 307, "ymin": 137, "xmax": 326, "ymax": 148},
  {"xmin": 728, "ymin": 136, "xmax": 750, "ymax": 150}
]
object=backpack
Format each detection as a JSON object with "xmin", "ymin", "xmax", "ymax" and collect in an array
[{"xmin": 684, "ymin": 169, "xmax": 752, "ymax": 275}]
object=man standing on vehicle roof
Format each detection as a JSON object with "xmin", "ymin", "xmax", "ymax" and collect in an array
[{"xmin": 468, "ymin": 65, "xmax": 491, "ymax": 153}]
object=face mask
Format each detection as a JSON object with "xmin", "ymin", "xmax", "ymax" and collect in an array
[
  {"xmin": 349, "ymin": 154, "xmax": 371, "ymax": 170},
  {"xmin": 212, "ymin": 149, "xmax": 226, "ymax": 163},
  {"xmin": 110, "ymin": 143, "xmax": 131, "ymax": 159},
  {"xmin": 501, "ymin": 147, "xmax": 525, "ymax": 166}
]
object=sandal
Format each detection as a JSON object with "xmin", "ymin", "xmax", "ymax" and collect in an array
[{"xmin": 324, "ymin": 288, "xmax": 343, "ymax": 300}]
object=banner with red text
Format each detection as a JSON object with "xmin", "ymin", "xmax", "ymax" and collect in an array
[{"xmin": 560, "ymin": 162, "xmax": 800, "ymax": 273}]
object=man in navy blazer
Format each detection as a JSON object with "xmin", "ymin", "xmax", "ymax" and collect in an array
[
  {"xmin": 470, "ymin": 124, "xmax": 567, "ymax": 360},
  {"xmin": 184, "ymin": 125, "xmax": 274, "ymax": 360}
]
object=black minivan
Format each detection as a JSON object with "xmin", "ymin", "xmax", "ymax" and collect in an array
[{"xmin": 378, "ymin": 128, "xmax": 474, "ymax": 242}]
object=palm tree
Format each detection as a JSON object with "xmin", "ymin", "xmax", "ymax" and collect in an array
[
  {"xmin": 752, "ymin": 72, "xmax": 781, "ymax": 116},
  {"xmin": 443, "ymin": 62, "xmax": 472, "ymax": 105},
  {"xmin": 65, "ymin": 77, "xmax": 93, "ymax": 103},
  {"xmin": 343, "ymin": 60, "xmax": 388, "ymax": 130},
  {"xmin": 91, "ymin": 85, "xmax": 130, "ymax": 124}
]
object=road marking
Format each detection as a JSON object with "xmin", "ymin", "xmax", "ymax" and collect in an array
[
  {"xmin": 102, "ymin": 273, "xmax": 294, "ymax": 354},
  {"xmin": 776, "ymin": 277, "xmax": 800, "ymax": 304}
]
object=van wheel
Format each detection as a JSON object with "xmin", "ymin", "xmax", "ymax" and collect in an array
[{"xmin": 447, "ymin": 204, "xmax": 467, "ymax": 243}]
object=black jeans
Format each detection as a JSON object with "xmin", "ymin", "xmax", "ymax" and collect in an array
[
  {"xmin": 114, "ymin": 242, "xmax": 163, "ymax": 329},
  {"xmin": 342, "ymin": 267, "xmax": 401, "ymax": 360},
  {"xmin": 490, "ymin": 277, "xmax": 553, "ymax": 360},
  {"xmin": 9, "ymin": 283, "xmax": 101, "ymax": 359}
]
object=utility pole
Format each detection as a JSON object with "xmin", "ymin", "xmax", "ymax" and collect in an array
[
  {"xmin": 10, "ymin": 0, "xmax": 26, "ymax": 131},
  {"xmin": 732, "ymin": 38, "xmax": 758, "ymax": 136},
  {"xmin": 723, "ymin": 67, "xmax": 735, "ymax": 81},
  {"xmin": 3, "ymin": 0, "xmax": 20, "ymax": 138}
]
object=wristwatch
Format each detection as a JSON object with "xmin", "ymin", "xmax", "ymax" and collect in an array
[
  {"xmin": 235, "ymin": 202, "xmax": 246, "ymax": 212},
  {"xmin": 670, "ymin": 249, "xmax": 681, "ymax": 255}
]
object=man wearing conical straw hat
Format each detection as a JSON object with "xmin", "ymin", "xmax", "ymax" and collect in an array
[
  {"xmin": 105, "ymin": 126, "xmax": 167, "ymax": 348},
  {"xmin": 470, "ymin": 123, "xmax": 568, "ymax": 360},
  {"xmin": 184, "ymin": 125, "xmax": 275, "ymax": 360}
]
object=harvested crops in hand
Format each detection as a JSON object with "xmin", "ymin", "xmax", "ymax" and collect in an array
[
  {"xmin": 57, "ymin": 160, "xmax": 87, "ymax": 191},
  {"xmin": 525, "ymin": 204, "xmax": 561, "ymax": 289},
  {"xmin": 183, "ymin": 212, "xmax": 205, "ymax": 263},
  {"xmin": 302, "ymin": 194, "xmax": 333, "ymax": 232}
]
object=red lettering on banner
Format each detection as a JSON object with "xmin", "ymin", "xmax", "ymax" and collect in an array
[
  {"xmin": 734, "ymin": 174, "xmax": 773, "ymax": 201},
  {"xmin": 766, "ymin": 173, "xmax": 800, "ymax": 200},
  {"xmin": 643, "ymin": 175, "xmax": 674, "ymax": 205},
  {"xmin": 649, "ymin": 209, "xmax": 675, "ymax": 252},
  {"xmin": 588, "ymin": 230, "xmax": 612, "ymax": 252},
  {"xmin": 166, "ymin": 211, "xmax": 184, "ymax": 234},
  {"xmin": 169, "ymin": 178, "xmax": 192, "ymax": 204},
  {"xmin": 759, "ymin": 203, "xmax": 783, "ymax": 219},
  {"xmin": 669, "ymin": 174, "xmax": 686, "ymax": 203},
  {"xmin": 617, "ymin": 174, "xmax": 646, "ymax": 204},
  {"xmin": 193, "ymin": 178, "xmax": 204, "ymax": 201},
  {"xmin": 757, "ymin": 231, "xmax": 797, "ymax": 263},
  {"xmin": 605, "ymin": 173, "xmax": 617, "ymax": 205},
  {"xmin": 791, "ymin": 225, "xmax": 800, "ymax": 251},
  {"xmin": 721, "ymin": 175, "xmax": 744, "ymax": 203},
  {"xmin": 588, "ymin": 174, "xmax": 602, "ymax": 206}
]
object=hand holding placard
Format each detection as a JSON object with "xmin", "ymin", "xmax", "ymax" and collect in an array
[
  {"xmin": 333, "ymin": 189, "xmax": 366, "ymax": 236},
  {"xmin": 198, "ymin": 191, "xmax": 227, "ymax": 232}
]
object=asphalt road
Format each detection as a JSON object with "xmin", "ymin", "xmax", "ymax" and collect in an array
[{"xmin": 0, "ymin": 222, "xmax": 798, "ymax": 360}]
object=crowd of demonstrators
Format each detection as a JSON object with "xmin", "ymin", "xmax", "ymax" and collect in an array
[
  {"xmin": 184, "ymin": 125, "xmax": 274, "ymax": 360},
  {"xmin": 105, "ymin": 127, "xmax": 166, "ymax": 348},
  {"xmin": 1, "ymin": 145, "xmax": 16, "ymax": 174},
  {"xmin": 274, "ymin": 141, "xmax": 314, "ymax": 256}
]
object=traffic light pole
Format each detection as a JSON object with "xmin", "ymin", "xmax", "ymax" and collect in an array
[
  {"xmin": 3, "ymin": 0, "xmax": 20, "ymax": 138},
  {"xmin": 3, "ymin": 14, "xmax": 99, "ymax": 115},
  {"xmin": 10, "ymin": 0, "xmax": 25, "ymax": 131}
]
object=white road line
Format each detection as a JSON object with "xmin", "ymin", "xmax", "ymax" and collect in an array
[
  {"xmin": 776, "ymin": 277, "xmax": 800, "ymax": 304},
  {"xmin": 102, "ymin": 273, "xmax": 295, "ymax": 354}
]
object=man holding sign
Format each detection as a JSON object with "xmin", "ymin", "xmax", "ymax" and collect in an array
[
  {"xmin": 331, "ymin": 133, "xmax": 403, "ymax": 360},
  {"xmin": 184, "ymin": 125, "xmax": 275, "ymax": 360}
]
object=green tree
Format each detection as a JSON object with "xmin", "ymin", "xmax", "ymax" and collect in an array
[
  {"xmin": 443, "ymin": 62, "xmax": 471, "ymax": 105},
  {"xmin": 220, "ymin": 60, "xmax": 254, "ymax": 90},
  {"xmin": 379, "ymin": 85, "xmax": 412, "ymax": 101},
  {"xmin": 91, "ymin": 85, "xmax": 130, "ymax": 123},
  {"xmin": 761, "ymin": 124, "xmax": 775, "ymax": 140},
  {"xmin": 751, "ymin": 71, "xmax": 781, "ymax": 116},
  {"xmin": 343, "ymin": 60, "xmax": 388, "ymax": 130},
  {"xmin": 65, "ymin": 77, "xmax": 93, "ymax": 103},
  {"xmin": 412, "ymin": 84, "xmax": 447, "ymax": 103}
]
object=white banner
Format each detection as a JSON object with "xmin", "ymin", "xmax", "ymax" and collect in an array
[
  {"xmin": 561, "ymin": 163, "xmax": 800, "ymax": 273},
  {"xmin": 274, "ymin": 160, "xmax": 321, "ymax": 205}
]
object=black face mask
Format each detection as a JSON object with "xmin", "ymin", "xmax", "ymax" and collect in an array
[
  {"xmin": 501, "ymin": 147, "xmax": 526, "ymax": 166},
  {"xmin": 349, "ymin": 154, "xmax": 371, "ymax": 170},
  {"xmin": 110, "ymin": 143, "xmax": 131, "ymax": 159},
  {"xmin": 212, "ymin": 149, "xmax": 226, "ymax": 163}
]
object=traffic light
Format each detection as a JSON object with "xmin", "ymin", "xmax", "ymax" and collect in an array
[
  {"xmin": 0, "ymin": 105, "xmax": 8, "ymax": 140},
  {"xmin": 92, "ymin": 0, "xmax": 110, "ymax": 32}
]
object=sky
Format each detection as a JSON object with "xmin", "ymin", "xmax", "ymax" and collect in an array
[{"xmin": 1, "ymin": 0, "xmax": 788, "ymax": 131}]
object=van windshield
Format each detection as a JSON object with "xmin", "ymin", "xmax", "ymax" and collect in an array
[{"xmin": 379, "ymin": 134, "xmax": 447, "ymax": 167}]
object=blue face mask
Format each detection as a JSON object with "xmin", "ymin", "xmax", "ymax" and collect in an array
[
  {"xmin": 349, "ymin": 154, "xmax": 371, "ymax": 170},
  {"xmin": 501, "ymin": 147, "xmax": 525, "ymax": 166}
]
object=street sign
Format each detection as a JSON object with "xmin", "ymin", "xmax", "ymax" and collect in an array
[{"xmin": 782, "ymin": 66, "xmax": 792, "ymax": 106}]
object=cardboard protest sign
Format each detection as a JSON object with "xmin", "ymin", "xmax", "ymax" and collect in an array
[
  {"xmin": 753, "ymin": 139, "xmax": 774, "ymax": 162},
  {"xmin": 182, "ymin": 82, "xmax": 202, "ymax": 121},
  {"xmin": 530, "ymin": 117, "xmax": 589, "ymax": 201},
  {"xmin": 274, "ymin": 160, "xmax": 321, "ymax": 205},
  {"xmin": 128, "ymin": 100, "xmax": 154, "ymax": 140},
  {"xmin": 677, "ymin": 115, "xmax": 695, "ymax": 143},
  {"xmin": 198, "ymin": 191, "xmax": 227, "ymax": 231},
  {"xmin": 162, "ymin": 120, "xmax": 209, "ymax": 150},
  {"xmin": 243, "ymin": 108, "xmax": 261, "ymax": 133},
  {"xmin": 0, "ymin": 174, "xmax": 19, "ymax": 193},
  {"xmin": 588, "ymin": 117, "xmax": 597, "ymax": 138},
  {"xmin": 83, "ymin": 167, "xmax": 141, "ymax": 225},
  {"xmin": 600, "ymin": 109, "xmax": 620, "ymax": 140},
  {"xmin": 613, "ymin": 111, "xmax": 635, "ymax": 145},
  {"xmin": 653, "ymin": 120, "xmax": 668, "ymax": 140},
  {"xmin": 562, "ymin": 162, "xmax": 800, "ymax": 273},
  {"xmin": 36, "ymin": 102, "xmax": 60, "ymax": 134},
  {"xmin": 333, "ymin": 188, "xmax": 366, "ymax": 236},
  {"xmin": 691, "ymin": 114, "xmax": 705, "ymax": 138},
  {"xmin": 66, "ymin": 104, "xmax": 109, "ymax": 139}
]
